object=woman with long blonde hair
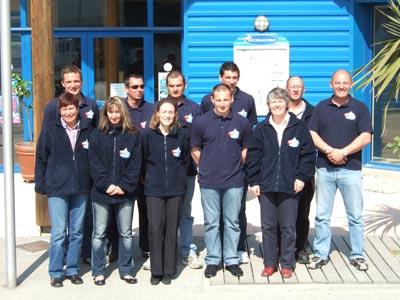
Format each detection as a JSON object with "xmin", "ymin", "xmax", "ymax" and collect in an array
[{"xmin": 89, "ymin": 96, "xmax": 142, "ymax": 285}]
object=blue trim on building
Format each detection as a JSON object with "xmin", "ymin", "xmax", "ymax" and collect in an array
[
  {"xmin": 54, "ymin": 27, "xmax": 182, "ymax": 32},
  {"xmin": 0, "ymin": 165, "xmax": 21, "ymax": 173},
  {"xmin": 147, "ymin": 0, "xmax": 154, "ymax": 27},
  {"xmin": 356, "ymin": 0, "xmax": 388, "ymax": 3},
  {"xmin": 352, "ymin": 2, "xmax": 375, "ymax": 165},
  {"xmin": 21, "ymin": 33, "xmax": 33, "ymax": 142},
  {"xmin": 144, "ymin": 32, "xmax": 155, "ymax": 102},
  {"xmin": 364, "ymin": 162, "xmax": 400, "ymax": 171},
  {"xmin": 19, "ymin": 0, "xmax": 28, "ymax": 27},
  {"xmin": 182, "ymin": 0, "xmax": 190, "ymax": 80}
]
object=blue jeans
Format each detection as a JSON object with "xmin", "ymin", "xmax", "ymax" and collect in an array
[
  {"xmin": 48, "ymin": 194, "xmax": 88, "ymax": 278},
  {"xmin": 200, "ymin": 187, "xmax": 243, "ymax": 266},
  {"xmin": 313, "ymin": 167, "xmax": 364, "ymax": 260},
  {"xmin": 92, "ymin": 201, "xmax": 134, "ymax": 278},
  {"xmin": 179, "ymin": 176, "xmax": 197, "ymax": 257}
]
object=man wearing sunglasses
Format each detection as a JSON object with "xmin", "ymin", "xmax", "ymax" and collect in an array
[{"xmin": 124, "ymin": 73, "xmax": 155, "ymax": 270}]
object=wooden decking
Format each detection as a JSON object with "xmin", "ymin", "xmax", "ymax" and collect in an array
[{"xmin": 206, "ymin": 235, "xmax": 400, "ymax": 285}]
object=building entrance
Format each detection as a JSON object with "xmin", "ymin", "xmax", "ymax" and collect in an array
[{"xmin": 54, "ymin": 31, "xmax": 181, "ymax": 102}]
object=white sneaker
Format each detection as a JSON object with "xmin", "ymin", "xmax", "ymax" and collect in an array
[
  {"xmin": 238, "ymin": 251, "xmax": 250, "ymax": 264},
  {"xmin": 143, "ymin": 257, "xmax": 151, "ymax": 270},
  {"xmin": 182, "ymin": 253, "xmax": 203, "ymax": 269}
]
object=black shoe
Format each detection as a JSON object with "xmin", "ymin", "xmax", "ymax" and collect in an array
[
  {"xmin": 150, "ymin": 275, "xmax": 162, "ymax": 285},
  {"xmin": 142, "ymin": 251, "xmax": 150, "ymax": 259},
  {"xmin": 204, "ymin": 264, "xmax": 218, "ymax": 278},
  {"xmin": 93, "ymin": 275, "xmax": 106, "ymax": 286},
  {"xmin": 50, "ymin": 277, "xmax": 63, "ymax": 288},
  {"xmin": 65, "ymin": 274, "xmax": 83, "ymax": 285},
  {"xmin": 121, "ymin": 275, "xmax": 138, "ymax": 284},
  {"xmin": 225, "ymin": 264, "xmax": 243, "ymax": 277},
  {"xmin": 297, "ymin": 250, "xmax": 310, "ymax": 264},
  {"xmin": 162, "ymin": 274, "xmax": 172, "ymax": 285}
]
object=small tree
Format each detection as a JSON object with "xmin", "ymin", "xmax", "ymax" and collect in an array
[{"xmin": 12, "ymin": 72, "xmax": 33, "ymax": 142}]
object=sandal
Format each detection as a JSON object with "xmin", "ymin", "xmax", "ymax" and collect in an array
[
  {"xmin": 93, "ymin": 275, "xmax": 105, "ymax": 286},
  {"xmin": 121, "ymin": 275, "xmax": 138, "ymax": 284}
]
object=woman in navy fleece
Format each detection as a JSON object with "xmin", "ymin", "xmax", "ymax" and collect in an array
[
  {"xmin": 142, "ymin": 98, "xmax": 189, "ymax": 285},
  {"xmin": 35, "ymin": 92, "xmax": 93, "ymax": 288},
  {"xmin": 89, "ymin": 96, "xmax": 141, "ymax": 286},
  {"xmin": 246, "ymin": 88, "xmax": 315, "ymax": 279}
]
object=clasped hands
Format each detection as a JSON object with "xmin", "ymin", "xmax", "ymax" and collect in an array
[
  {"xmin": 249, "ymin": 179, "xmax": 305, "ymax": 197},
  {"xmin": 106, "ymin": 184, "xmax": 125, "ymax": 196},
  {"xmin": 326, "ymin": 148, "xmax": 347, "ymax": 165}
]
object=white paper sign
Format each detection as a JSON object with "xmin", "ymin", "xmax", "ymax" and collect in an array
[
  {"xmin": 234, "ymin": 33, "xmax": 289, "ymax": 116},
  {"xmin": 158, "ymin": 72, "xmax": 169, "ymax": 100},
  {"xmin": 110, "ymin": 83, "xmax": 127, "ymax": 98}
]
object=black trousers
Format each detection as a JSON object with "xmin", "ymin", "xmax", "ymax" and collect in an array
[
  {"xmin": 259, "ymin": 192, "xmax": 298, "ymax": 269},
  {"xmin": 146, "ymin": 196, "xmax": 182, "ymax": 276},
  {"xmin": 295, "ymin": 178, "xmax": 315, "ymax": 252},
  {"xmin": 137, "ymin": 195, "xmax": 150, "ymax": 253}
]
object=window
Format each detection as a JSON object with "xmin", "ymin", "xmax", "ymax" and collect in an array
[
  {"xmin": 54, "ymin": 0, "xmax": 147, "ymax": 27},
  {"xmin": 372, "ymin": 7, "xmax": 400, "ymax": 165},
  {"xmin": 154, "ymin": 0, "xmax": 181, "ymax": 26},
  {"xmin": 0, "ymin": 34, "xmax": 25, "ymax": 165}
]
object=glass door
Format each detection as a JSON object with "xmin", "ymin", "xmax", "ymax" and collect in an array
[
  {"xmin": 93, "ymin": 37, "xmax": 144, "ymax": 101},
  {"xmin": 54, "ymin": 30, "xmax": 181, "ymax": 103},
  {"xmin": 54, "ymin": 32, "xmax": 151, "ymax": 102},
  {"xmin": 54, "ymin": 37, "xmax": 82, "ymax": 96}
]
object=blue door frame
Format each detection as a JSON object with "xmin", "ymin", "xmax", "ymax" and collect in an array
[{"xmin": 54, "ymin": 30, "xmax": 155, "ymax": 102}]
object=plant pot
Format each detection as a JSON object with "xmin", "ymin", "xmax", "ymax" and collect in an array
[{"xmin": 15, "ymin": 142, "xmax": 35, "ymax": 183}]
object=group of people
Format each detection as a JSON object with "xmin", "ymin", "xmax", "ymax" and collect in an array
[{"xmin": 34, "ymin": 62, "xmax": 372, "ymax": 288}]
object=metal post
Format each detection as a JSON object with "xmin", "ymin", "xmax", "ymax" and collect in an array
[{"xmin": 1, "ymin": 0, "xmax": 17, "ymax": 288}]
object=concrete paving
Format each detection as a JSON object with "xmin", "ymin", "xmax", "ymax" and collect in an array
[{"xmin": 1, "ymin": 169, "xmax": 400, "ymax": 299}]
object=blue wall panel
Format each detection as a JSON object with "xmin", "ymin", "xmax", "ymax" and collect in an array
[{"xmin": 183, "ymin": 0, "xmax": 356, "ymax": 106}]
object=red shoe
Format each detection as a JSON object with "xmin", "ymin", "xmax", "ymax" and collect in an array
[
  {"xmin": 280, "ymin": 268, "xmax": 293, "ymax": 278},
  {"xmin": 261, "ymin": 266, "xmax": 277, "ymax": 277}
]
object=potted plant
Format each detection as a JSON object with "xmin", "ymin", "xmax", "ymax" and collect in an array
[{"xmin": 12, "ymin": 72, "xmax": 35, "ymax": 182}]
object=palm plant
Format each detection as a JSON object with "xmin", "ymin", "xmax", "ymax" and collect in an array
[{"xmin": 353, "ymin": 0, "xmax": 400, "ymax": 157}]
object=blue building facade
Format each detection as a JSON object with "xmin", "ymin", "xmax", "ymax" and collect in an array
[{"xmin": 1, "ymin": 0, "xmax": 398, "ymax": 170}]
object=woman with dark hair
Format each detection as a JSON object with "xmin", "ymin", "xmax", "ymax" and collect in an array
[
  {"xmin": 35, "ymin": 92, "xmax": 93, "ymax": 288},
  {"xmin": 246, "ymin": 87, "xmax": 315, "ymax": 279},
  {"xmin": 142, "ymin": 98, "xmax": 189, "ymax": 285},
  {"xmin": 89, "ymin": 96, "xmax": 141, "ymax": 286}
]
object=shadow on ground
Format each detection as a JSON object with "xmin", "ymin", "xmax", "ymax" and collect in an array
[{"xmin": 364, "ymin": 204, "xmax": 400, "ymax": 238}]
